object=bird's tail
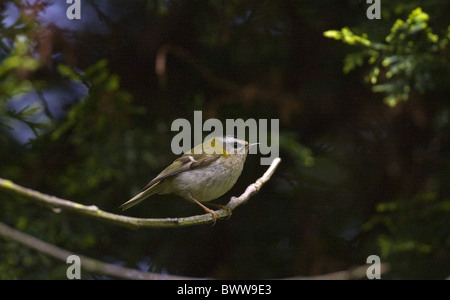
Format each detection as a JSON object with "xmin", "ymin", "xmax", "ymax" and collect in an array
[{"xmin": 119, "ymin": 182, "xmax": 159, "ymax": 211}]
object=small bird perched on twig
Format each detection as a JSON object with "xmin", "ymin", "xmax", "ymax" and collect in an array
[{"xmin": 120, "ymin": 136, "xmax": 255, "ymax": 224}]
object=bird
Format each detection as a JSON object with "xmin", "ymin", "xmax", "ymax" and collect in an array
[{"xmin": 120, "ymin": 136, "xmax": 252, "ymax": 224}]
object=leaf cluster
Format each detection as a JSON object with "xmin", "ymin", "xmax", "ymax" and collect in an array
[{"xmin": 324, "ymin": 8, "xmax": 450, "ymax": 106}]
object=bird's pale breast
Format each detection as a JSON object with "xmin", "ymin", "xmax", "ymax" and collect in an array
[{"xmin": 169, "ymin": 155, "xmax": 246, "ymax": 202}]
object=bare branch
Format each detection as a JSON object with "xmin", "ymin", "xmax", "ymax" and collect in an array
[
  {"xmin": 0, "ymin": 221, "xmax": 203, "ymax": 280},
  {"xmin": 0, "ymin": 158, "xmax": 281, "ymax": 229},
  {"xmin": 0, "ymin": 219, "xmax": 389, "ymax": 280},
  {"xmin": 283, "ymin": 263, "xmax": 391, "ymax": 280}
]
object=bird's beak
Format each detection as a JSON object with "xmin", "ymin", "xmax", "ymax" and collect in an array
[{"xmin": 249, "ymin": 143, "xmax": 259, "ymax": 148}]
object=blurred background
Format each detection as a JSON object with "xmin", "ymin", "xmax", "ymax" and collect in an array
[{"xmin": 0, "ymin": 0, "xmax": 449, "ymax": 279}]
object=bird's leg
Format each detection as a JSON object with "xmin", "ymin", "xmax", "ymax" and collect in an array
[
  {"xmin": 207, "ymin": 203, "xmax": 232, "ymax": 219},
  {"xmin": 188, "ymin": 195, "xmax": 220, "ymax": 225}
]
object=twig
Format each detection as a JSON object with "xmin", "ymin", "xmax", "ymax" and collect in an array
[
  {"xmin": 283, "ymin": 263, "xmax": 391, "ymax": 280},
  {"xmin": 0, "ymin": 158, "xmax": 281, "ymax": 229},
  {"xmin": 0, "ymin": 221, "xmax": 202, "ymax": 280},
  {"xmin": 227, "ymin": 157, "xmax": 281, "ymax": 210},
  {"xmin": 0, "ymin": 220, "xmax": 391, "ymax": 280}
]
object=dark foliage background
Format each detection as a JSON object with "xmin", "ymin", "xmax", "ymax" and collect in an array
[{"xmin": 1, "ymin": 0, "xmax": 449, "ymax": 279}]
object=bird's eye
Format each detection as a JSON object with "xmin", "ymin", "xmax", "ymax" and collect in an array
[{"xmin": 233, "ymin": 142, "xmax": 238, "ymax": 149}]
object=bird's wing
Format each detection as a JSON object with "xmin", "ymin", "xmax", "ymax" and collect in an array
[{"xmin": 139, "ymin": 154, "xmax": 220, "ymax": 191}]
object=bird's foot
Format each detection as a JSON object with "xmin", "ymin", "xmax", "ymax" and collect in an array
[{"xmin": 208, "ymin": 203, "xmax": 232, "ymax": 220}]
